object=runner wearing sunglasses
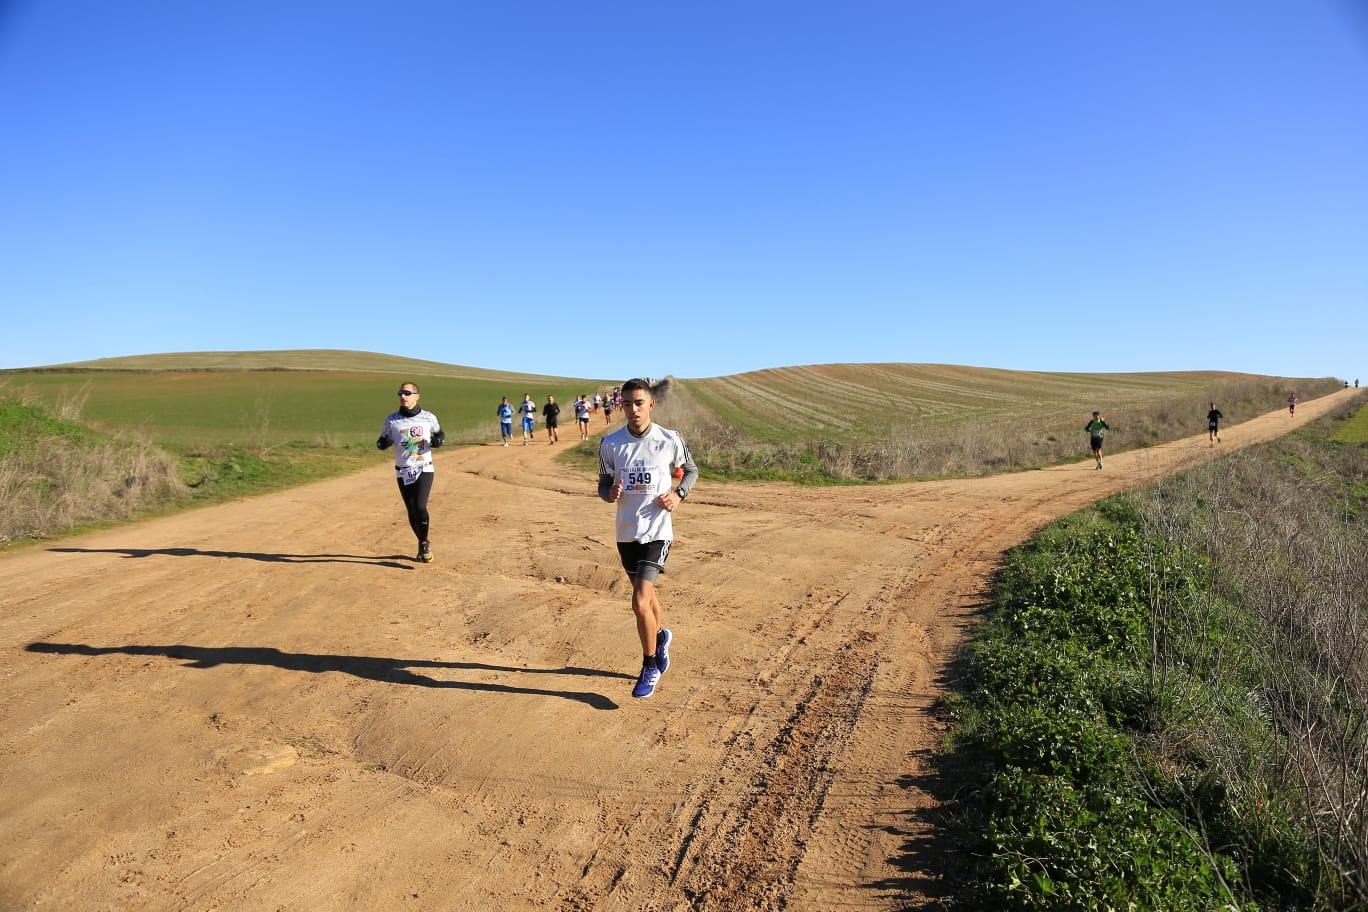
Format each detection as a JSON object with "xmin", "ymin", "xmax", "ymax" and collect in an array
[{"xmin": 376, "ymin": 382, "xmax": 445, "ymax": 562}]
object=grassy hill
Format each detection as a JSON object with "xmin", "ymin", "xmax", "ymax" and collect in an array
[
  {"xmin": 36, "ymin": 349, "xmax": 597, "ymax": 385},
  {"xmin": 656, "ymin": 364, "xmax": 1343, "ymax": 480},
  {"xmin": 678, "ymin": 363, "xmax": 1321, "ymax": 441},
  {"xmin": 1, "ymin": 350, "xmax": 609, "ymax": 448}
]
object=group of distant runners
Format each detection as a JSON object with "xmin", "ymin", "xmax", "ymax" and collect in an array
[
  {"xmin": 495, "ymin": 389, "xmax": 623, "ymax": 447},
  {"xmin": 377, "ymin": 382, "xmax": 1319, "ymax": 698},
  {"xmin": 1084, "ymin": 392, "xmax": 1309, "ymax": 470},
  {"xmin": 377, "ymin": 378, "xmax": 694, "ymax": 699}
]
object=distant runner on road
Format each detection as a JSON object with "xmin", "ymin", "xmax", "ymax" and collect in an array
[
  {"xmin": 1085, "ymin": 411, "xmax": 1109, "ymax": 470},
  {"xmin": 1207, "ymin": 403, "xmax": 1224, "ymax": 445},
  {"xmin": 1288, "ymin": 392, "xmax": 1298, "ymax": 417},
  {"xmin": 598, "ymin": 379, "xmax": 699, "ymax": 699},
  {"xmin": 575, "ymin": 394, "xmax": 591, "ymax": 440},
  {"xmin": 497, "ymin": 397, "xmax": 514, "ymax": 447},
  {"xmin": 519, "ymin": 394, "xmax": 537, "ymax": 445},
  {"xmin": 543, "ymin": 395, "xmax": 561, "ymax": 444},
  {"xmin": 377, "ymin": 382, "xmax": 444, "ymax": 563}
]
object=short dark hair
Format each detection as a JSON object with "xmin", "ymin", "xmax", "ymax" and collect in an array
[
  {"xmin": 622, "ymin": 378, "xmax": 651, "ymax": 395},
  {"xmin": 401, "ymin": 381, "xmax": 420, "ymax": 393}
]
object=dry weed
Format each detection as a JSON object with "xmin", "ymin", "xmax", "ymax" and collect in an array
[{"xmin": 1139, "ymin": 419, "xmax": 1368, "ymax": 904}]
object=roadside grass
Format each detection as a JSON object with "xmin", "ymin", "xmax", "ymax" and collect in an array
[
  {"xmin": 1330, "ymin": 397, "xmax": 1368, "ymax": 444},
  {"xmin": 0, "ymin": 398, "xmax": 188, "ymax": 545},
  {"xmin": 937, "ymin": 399, "xmax": 1368, "ymax": 910}
]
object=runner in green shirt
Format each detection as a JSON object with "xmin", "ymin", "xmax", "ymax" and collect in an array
[{"xmin": 1085, "ymin": 411, "xmax": 1108, "ymax": 470}]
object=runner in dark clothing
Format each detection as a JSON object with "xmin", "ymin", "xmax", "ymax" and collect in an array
[
  {"xmin": 1207, "ymin": 403, "xmax": 1224, "ymax": 445},
  {"xmin": 543, "ymin": 395, "xmax": 561, "ymax": 444}
]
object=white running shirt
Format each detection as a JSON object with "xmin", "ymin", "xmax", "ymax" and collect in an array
[
  {"xmin": 379, "ymin": 410, "xmax": 441, "ymax": 482},
  {"xmin": 599, "ymin": 422, "xmax": 694, "ymax": 543}
]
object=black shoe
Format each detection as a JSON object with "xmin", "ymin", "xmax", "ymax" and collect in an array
[{"xmin": 417, "ymin": 541, "xmax": 433, "ymax": 563}]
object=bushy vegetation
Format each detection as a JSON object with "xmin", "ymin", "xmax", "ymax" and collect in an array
[
  {"xmin": 939, "ymin": 402, "xmax": 1368, "ymax": 910},
  {"xmin": 0, "ymin": 396, "xmax": 187, "ymax": 544},
  {"xmin": 0, "ymin": 389, "xmax": 375, "ymax": 545}
]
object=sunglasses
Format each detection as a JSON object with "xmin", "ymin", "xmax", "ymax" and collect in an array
[{"xmin": 397, "ymin": 390, "xmax": 417, "ymax": 397}]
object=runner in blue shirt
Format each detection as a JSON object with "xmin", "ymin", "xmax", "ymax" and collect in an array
[
  {"xmin": 518, "ymin": 394, "xmax": 537, "ymax": 445},
  {"xmin": 497, "ymin": 397, "xmax": 514, "ymax": 447}
]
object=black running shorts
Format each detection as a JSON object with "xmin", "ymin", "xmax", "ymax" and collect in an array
[{"xmin": 617, "ymin": 540, "xmax": 671, "ymax": 583}]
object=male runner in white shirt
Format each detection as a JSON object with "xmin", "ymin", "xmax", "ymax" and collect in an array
[{"xmin": 598, "ymin": 379, "xmax": 699, "ymax": 698}]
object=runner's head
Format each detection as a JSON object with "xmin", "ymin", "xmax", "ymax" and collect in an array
[
  {"xmin": 621, "ymin": 379, "xmax": 655, "ymax": 433},
  {"xmin": 398, "ymin": 383, "xmax": 420, "ymax": 406}
]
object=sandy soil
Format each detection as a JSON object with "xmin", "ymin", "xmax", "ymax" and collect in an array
[{"xmin": 2, "ymin": 388, "xmax": 1359, "ymax": 912}]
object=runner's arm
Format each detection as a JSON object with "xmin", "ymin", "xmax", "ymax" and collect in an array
[{"xmin": 675, "ymin": 446, "xmax": 699, "ymax": 500}]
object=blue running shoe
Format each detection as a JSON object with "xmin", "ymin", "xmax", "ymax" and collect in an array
[
  {"xmin": 632, "ymin": 663, "xmax": 661, "ymax": 699},
  {"xmin": 656, "ymin": 628, "xmax": 672, "ymax": 676}
]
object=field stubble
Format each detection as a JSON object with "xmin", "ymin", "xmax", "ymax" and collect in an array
[{"xmin": 662, "ymin": 367, "xmax": 1343, "ymax": 481}]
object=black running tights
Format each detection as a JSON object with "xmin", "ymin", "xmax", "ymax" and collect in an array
[{"xmin": 396, "ymin": 472, "xmax": 433, "ymax": 543}]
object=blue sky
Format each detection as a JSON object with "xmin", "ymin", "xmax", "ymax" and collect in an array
[{"xmin": 2, "ymin": 1, "xmax": 1365, "ymax": 382}]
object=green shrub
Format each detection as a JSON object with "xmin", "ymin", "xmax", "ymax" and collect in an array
[{"xmin": 941, "ymin": 434, "xmax": 1367, "ymax": 910}]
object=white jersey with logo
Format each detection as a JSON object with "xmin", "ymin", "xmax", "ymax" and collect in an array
[
  {"xmin": 379, "ymin": 410, "xmax": 441, "ymax": 479},
  {"xmin": 599, "ymin": 422, "xmax": 694, "ymax": 543}
]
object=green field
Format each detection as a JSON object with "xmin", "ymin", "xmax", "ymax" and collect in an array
[{"xmin": 2, "ymin": 351, "xmax": 610, "ymax": 448}]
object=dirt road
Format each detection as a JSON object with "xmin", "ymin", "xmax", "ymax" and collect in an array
[{"xmin": 2, "ymin": 388, "xmax": 1359, "ymax": 911}]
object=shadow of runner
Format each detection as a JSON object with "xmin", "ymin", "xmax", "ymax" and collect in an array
[
  {"xmin": 48, "ymin": 546, "xmax": 413, "ymax": 569},
  {"xmin": 865, "ymin": 769, "xmax": 959, "ymax": 910},
  {"xmin": 866, "ymin": 617, "xmax": 980, "ymax": 910},
  {"xmin": 26, "ymin": 642, "xmax": 627, "ymax": 710}
]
